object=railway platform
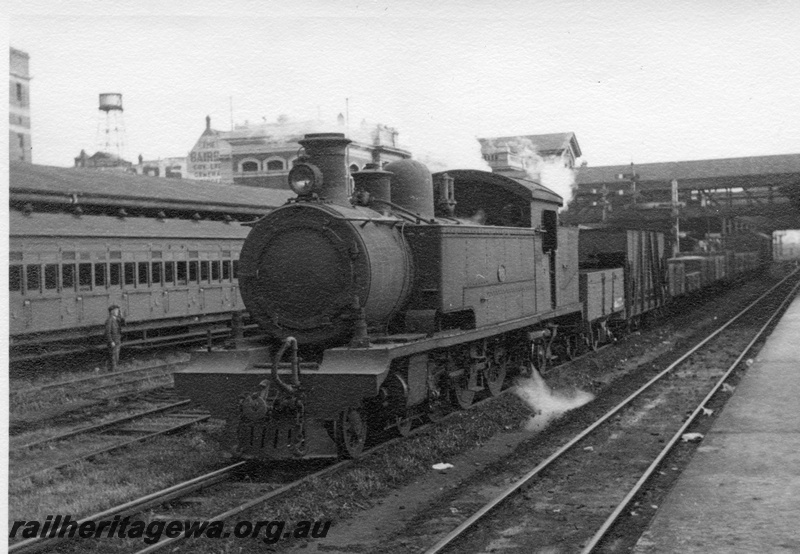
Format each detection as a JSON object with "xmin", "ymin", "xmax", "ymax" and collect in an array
[{"xmin": 632, "ymin": 292, "xmax": 800, "ymax": 553}]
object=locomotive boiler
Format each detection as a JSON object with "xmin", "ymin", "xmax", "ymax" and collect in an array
[{"xmin": 175, "ymin": 132, "xmax": 585, "ymax": 459}]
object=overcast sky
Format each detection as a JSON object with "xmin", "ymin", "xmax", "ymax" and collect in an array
[{"xmin": 8, "ymin": 0, "xmax": 800, "ymax": 169}]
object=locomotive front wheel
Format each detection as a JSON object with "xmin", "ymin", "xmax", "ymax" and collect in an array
[{"xmin": 337, "ymin": 407, "xmax": 367, "ymax": 458}]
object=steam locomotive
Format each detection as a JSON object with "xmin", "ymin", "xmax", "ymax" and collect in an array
[{"xmin": 175, "ymin": 132, "xmax": 764, "ymax": 460}]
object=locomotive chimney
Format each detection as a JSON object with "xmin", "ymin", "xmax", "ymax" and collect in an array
[
  {"xmin": 296, "ymin": 133, "xmax": 352, "ymax": 205},
  {"xmin": 352, "ymin": 163, "xmax": 393, "ymax": 207}
]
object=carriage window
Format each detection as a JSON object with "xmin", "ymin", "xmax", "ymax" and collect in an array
[
  {"xmin": 176, "ymin": 261, "xmax": 187, "ymax": 285},
  {"xmin": 164, "ymin": 261, "xmax": 175, "ymax": 285},
  {"xmin": 189, "ymin": 261, "xmax": 198, "ymax": 283},
  {"xmin": 232, "ymin": 260, "xmax": 239, "ymax": 279},
  {"xmin": 10, "ymin": 265, "xmax": 22, "ymax": 291},
  {"xmin": 222, "ymin": 260, "xmax": 231, "ymax": 281},
  {"xmin": 62, "ymin": 264, "xmax": 76, "ymax": 290},
  {"xmin": 211, "ymin": 260, "xmax": 220, "ymax": 281},
  {"xmin": 124, "ymin": 262, "xmax": 136, "ymax": 286},
  {"xmin": 200, "ymin": 261, "xmax": 210, "ymax": 282},
  {"xmin": 241, "ymin": 161, "xmax": 258, "ymax": 172},
  {"xmin": 26, "ymin": 265, "xmax": 41, "ymax": 293},
  {"xmin": 45, "ymin": 264, "xmax": 59, "ymax": 290},
  {"xmin": 138, "ymin": 262, "xmax": 149, "ymax": 285},
  {"xmin": 110, "ymin": 263, "xmax": 121, "ymax": 286},
  {"xmin": 79, "ymin": 263, "xmax": 92, "ymax": 289},
  {"xmin": 152, "ymin": 262, "xmax": 162, "ymax": 284},
  {"xmin": 267, "ymin": 160, "xmax": 284, "ymax": 171},
  {"xmin": 94, "ymin": 263, "xmax": 106, "ymax": 287}
]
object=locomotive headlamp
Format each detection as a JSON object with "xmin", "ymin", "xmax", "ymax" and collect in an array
[{"xmin": 288, "ymin": 163, "xmax": 323, "ymax": 196}]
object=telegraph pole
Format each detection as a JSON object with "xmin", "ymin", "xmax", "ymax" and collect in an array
[{"xmin": 671, "ymin": 179, "xmax": 681, "ymax": 255}]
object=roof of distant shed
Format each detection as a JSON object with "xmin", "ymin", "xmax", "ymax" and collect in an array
[
  {"xmin": 10, "ymin": 161, "xmax": 293, "ymax": 215},
  {"xmin": 576, "ymin": 154, "xmax": 800, "ymax": 185}
]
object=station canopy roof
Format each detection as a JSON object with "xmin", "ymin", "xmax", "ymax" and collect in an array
[
  {"xmin": 576, "ymin": 153, "xmax": 800, "ymax": 187},
  {"xmin": 10, "ymin": 161, "xmax": 293, "ymax": 216}
]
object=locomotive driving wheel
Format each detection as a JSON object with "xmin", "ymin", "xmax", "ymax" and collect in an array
[{"xmin": 336, "ymin": 406, "xmax": 367, "ymax": 458}]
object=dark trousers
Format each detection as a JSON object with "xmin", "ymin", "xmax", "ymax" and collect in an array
[{"xmin": 108, "ymin": 342, "xmax": 121, "ymax": 371}]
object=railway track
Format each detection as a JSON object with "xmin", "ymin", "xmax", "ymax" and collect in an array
[
  {"xmin": 11, "ymin": 323, "xmax": 262, "ymax": 364},
  {"xmin": 8, "ymin": 273, "xmax": 788, "ymax": 554},
  {"xmin": 422, "ymin": 270, "xmax": 799, "ymax": 554},
  {"xmin": 10, "ymin": 364, "xmax": 181, "ymax": 436},
  {"xmin": 11, "ymin": 358, "xmax": 184, "ymax": 400},
  {"xmin": 7, "ymin": 343, "xmax": 564, "ymax": 554},
  {"xmin": 10, "ymin": 400, "xmax": 210, "ymax": 481},
  {"xmin": 7, "ymin": 463, "xmax": 246, "ymax": 554}
]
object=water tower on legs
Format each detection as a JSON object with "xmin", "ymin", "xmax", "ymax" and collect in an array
[{"xmin": 96, "ymin": 93, "xmax": 126, "ymax": 159}]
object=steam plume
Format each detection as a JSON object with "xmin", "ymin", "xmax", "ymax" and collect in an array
[{"xmin": 513, "ymin": 367, "xmax": 594, "ymax": 432}]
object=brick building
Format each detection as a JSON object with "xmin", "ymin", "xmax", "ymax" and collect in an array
[
  {"xmin": 186, "ymin": 115, "xmax": 225, "ymax": 182},
  {"xmin": 132, "ymin": 155, "xmax": 187, "ymax": 179},
  {"xmin": 478, "ymin": 133, "xmax": 582, "ymax": 179},
  {"xmin": 9, "ymin": 47, "xmax": 32, "ymax": 163},
  {"xmin": 73, "ymin": 150, "xmax": 133, "ymax": 171},
  {"xmin": 217, "ymin": 116, "xmax": 411, "ymax": 189}
]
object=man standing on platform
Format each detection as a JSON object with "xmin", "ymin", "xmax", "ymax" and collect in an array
[{"xmin": 105, "ymin": 305, "xmax": 125, "ymax": 371}]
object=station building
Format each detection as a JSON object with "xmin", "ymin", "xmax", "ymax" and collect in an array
[
  {"xmin": 217, "ymin": 116, "xmax": 412, "ymax": 189},
  {"xmin": 478, "ymin": 133, "xmax": 583, "ymax": 179}
]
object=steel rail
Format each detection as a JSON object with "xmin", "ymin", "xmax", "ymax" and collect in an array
[
  {"xmin": 11, "ymin": 362, "xmax": 177, "ymax": 396},
  {"xmin": 580, "ymin": 279, "xmax": 800, "ymax": 553},
  {"xmin": 15, "ymin": 415, "xmax": 211, "ymax": 481},
  {"xmin": 8, "ymin": 462, "xmax": 247, "ymax": 554},
  {"xmin": 10, "ymin": 385, "xmax": 179, "ymax": 436},
  {"xmin": 424, "ymin": 268, "xmax": 799, "ymax": 554},
  {"xmin": 82, "ymin": 372, "xmax": 174, "ymax": 394},
  {"xmin": 13, "ymin": 400, "xmax": 191, "ymax": 451}
]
